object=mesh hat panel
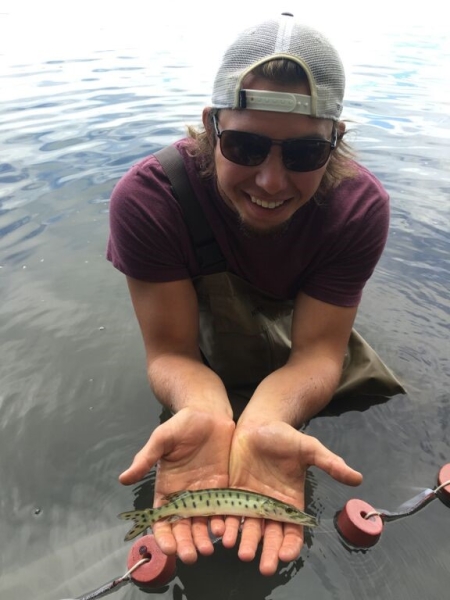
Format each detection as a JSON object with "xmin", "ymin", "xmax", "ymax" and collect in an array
[{"xmin": 211, "ymin": 15, "xmax": 345, "ymax": 120}]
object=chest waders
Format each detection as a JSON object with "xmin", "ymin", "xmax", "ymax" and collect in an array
[{"xmin": 155, "ymin": 146, "xmax": 405, "ymax": 406}]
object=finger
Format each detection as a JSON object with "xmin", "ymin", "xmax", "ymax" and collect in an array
[
  {"xmin": 237, "ymin": 518, "xmax": 263, "ymax": 562},
  {"xmin": 118, "ymin": 449, "xmax": 159, "ymax": 485},
  {"xmin": 119, "ymin": 427, "xmax": 169, "ymax": 485},
  {"xmin": 278, "ymin": 523, "xmax": 303, "ymax": 563},
  {"xmin": 170, "ymin": 519, "xmax": 198, "ymax": 564},
  {"xmin": 315, "ymin": 451, "xmax": 363, "ymax": 486},
  {"xmin": 303, "ymin": 435, "xmax": 363, "ymax": 486},
  {"xmin": 119, "ymin": 461, "xmax": 151, "ymax": 485},
  {"xmin": 258, "ymin": 521, "xmax": 284, "ymax": 576},
  {"xmin": 152, "ymin": 519, "xmax": 177, "ymax": 555},
  {"xmin": 221, "ymin": 515, "xmax": 241, "ymax": 548},
  {"xmin": 209, "ymin": 515, "xmax": 226, "ymax": 538},
  {"xmin": 191, "ymin": 517, "xmax": 215, "ymax": 556}
]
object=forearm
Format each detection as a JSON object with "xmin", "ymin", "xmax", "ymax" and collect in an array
[
  {"xmin": 238, "ymin": 352, "xmax": 342, "ymax": 428},
  {"xmin": 147, "ymin": 352, "xmax": 233, "ymax": 418}
]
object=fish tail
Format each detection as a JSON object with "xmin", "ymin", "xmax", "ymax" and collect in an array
[{"xmin": 118, "ymin": 508, "xmax": 156, "ymax": 541}]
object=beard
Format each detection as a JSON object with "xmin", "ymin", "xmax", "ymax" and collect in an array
[
  {"xmin": 217, "ymin": 181, "xmax": 294, "ymax": 239},
  {"xmin": 237, "ymin": 213, "xmax": 293, "ymax": 239}
]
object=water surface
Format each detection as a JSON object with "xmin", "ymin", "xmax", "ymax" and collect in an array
[{"xmin": 1, "ymin": 4, "xmax": 449, "ymax": 599}]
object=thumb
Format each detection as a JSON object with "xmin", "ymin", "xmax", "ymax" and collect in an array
[
  {"xmin": 119, "ymin": 459, "xmax": 153, "ymax": 485},
  {"xmin": 303, "ymin": 434, "xmax": 363, "ymax": 487},
  {"xmin": 119, "ymin": 426, "xmax": 168, "ymax": 485}
]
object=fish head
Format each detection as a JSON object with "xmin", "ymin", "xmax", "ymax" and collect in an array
[{"xmin": 260, "ymin": 498, "xmax": 318, "ymax": 527}]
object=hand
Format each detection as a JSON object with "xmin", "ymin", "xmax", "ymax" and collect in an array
[
  {"xmin": 119, "ymin": 407, "xmax": 235, "ymax": 563},
  {"xmin": 225, "ymin": 420, "xmax": 362, "ymax": 575}
]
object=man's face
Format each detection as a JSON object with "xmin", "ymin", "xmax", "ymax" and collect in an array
[{"xmin": 205, "ymin": 77, "xmax": 334, "ymax": 236}]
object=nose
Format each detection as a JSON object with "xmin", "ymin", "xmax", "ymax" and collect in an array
[{"xmin": 254, "ymin": 146, "xmax": 289, "ymax": 195}]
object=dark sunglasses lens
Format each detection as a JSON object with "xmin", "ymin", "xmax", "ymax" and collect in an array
[
  {"xmin": 220, "ymin": 131, "xmax": 271, "ymax": 166},
  {"xmin": 283, "ymin": 139, "xmax": 331, "ymax": 172}
]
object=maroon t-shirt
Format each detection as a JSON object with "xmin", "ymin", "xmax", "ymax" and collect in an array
[{"xmin": 107, "ymin": 138, "xmax": 390, "ymax": 307}]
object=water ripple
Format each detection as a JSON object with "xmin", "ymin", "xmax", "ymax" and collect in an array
[{"xmin": 1, "ymin": 16, "xmax": 449, "ymax": 600}]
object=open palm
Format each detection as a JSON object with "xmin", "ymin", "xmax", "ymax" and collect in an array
[
  {"xmin": 119, "ymin": 407, "xmax": 235, "ymax": 562},
  {"xmin": 226, "ymin": 420, "xmax": 362, "ymax": 575}
]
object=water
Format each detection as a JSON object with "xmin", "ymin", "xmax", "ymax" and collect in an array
[{"xmin": 1, "ymin": 2, "xmax": 449, "ymax": 599}]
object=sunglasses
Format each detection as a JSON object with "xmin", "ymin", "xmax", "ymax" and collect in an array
[{"xmin": 213, "ymin": 114, "xmax": 337, "ymax": 173}]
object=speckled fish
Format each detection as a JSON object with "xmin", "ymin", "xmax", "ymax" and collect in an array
[{"xmin": 118, "ymin": 488, "xmax": 318, "ymax": 541}]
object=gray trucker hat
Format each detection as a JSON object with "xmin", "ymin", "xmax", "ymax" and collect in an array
[{"xmin": 211, "ymin": 13, "xmax": 345, "ymax": 121}]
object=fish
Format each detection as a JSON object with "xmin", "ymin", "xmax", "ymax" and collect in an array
[{"xmin": 118, "ymin": 488, "xmax": 318, "ymax": 541}]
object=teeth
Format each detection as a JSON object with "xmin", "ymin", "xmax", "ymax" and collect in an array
[{"xmin": 250, "ymin": 197, "xmax": 285, "ymax": 209}]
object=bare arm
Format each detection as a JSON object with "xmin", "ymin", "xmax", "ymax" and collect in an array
[
  {"xmin": 121, "ymin": 276, "xmax": 235, "ymax": 562},
  {"xmin": 227, "ymin": 293, "xmax": 362, "ymax": 575},
  {"xmin": 125, "ymin": 275, "xmax": 232, "ymax": 418},
  {"xmin": 239, "ymin": 291, "xmax": 358, "ymax": 426}
]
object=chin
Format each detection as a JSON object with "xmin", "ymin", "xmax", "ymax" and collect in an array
[{"xmin": 237, "ymin": 213, "xmax": 293, "ymax": 239}]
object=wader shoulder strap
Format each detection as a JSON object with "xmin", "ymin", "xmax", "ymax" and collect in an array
[{"xmin": 154, "ymin": 145, "xmax": 227, "ymax": 272}]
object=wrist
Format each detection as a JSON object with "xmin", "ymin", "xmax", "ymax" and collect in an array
[
  {"xmin": 148, "ymin": 354, "xmax": 234, "ymax": 418},
  {"xmin": 237, "ymin": 365, "xmax": 334, "ymax": 428},
  {"xmin": 174, "ymin": 402, "xmax": 234, "ymax": 421},
  {"xmin": 237, "ymin": 393, "xmax": 305, "ymax": 430}
]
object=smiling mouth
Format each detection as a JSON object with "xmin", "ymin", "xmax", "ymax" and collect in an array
[{"xmin": 250, "ymin": 196, "xmax": 286, "ymax": 210}]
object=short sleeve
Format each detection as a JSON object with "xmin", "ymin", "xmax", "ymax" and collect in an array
[
  {"xmin": 300, "ymin": 168, "xmax": 390, "ymax": 306},
  {"xmin": 107, "ymin": 155, "xmax": 199, "ymax": 282}
]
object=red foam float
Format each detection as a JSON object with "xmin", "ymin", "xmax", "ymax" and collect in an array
[
  {"xmin": 437, "ymin": 463, "xmax": 450, "ymax": 502},
  {"xmin": 127, "ymin": 534, "xmax": 176, "ymax": 588},
  {"xmin": 337, "ymin": 498, "xmax": 384, "ymax": 548}
]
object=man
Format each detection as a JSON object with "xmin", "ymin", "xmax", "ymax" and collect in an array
[{"xmin": 107, "ymin": 13, "xmax": 404, "ymax": 575}]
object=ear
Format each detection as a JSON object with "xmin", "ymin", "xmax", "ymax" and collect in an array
[
  {"xmin": 337, "ymin": 120, "xmax": 346, "ymax": 140},
  {"xmin": 202, "ymin": 107, "xmax": 213, "ymax": 131},
  {"xmin": 202, "ymin": 107, "xmax": 217, "ymax": 147}
]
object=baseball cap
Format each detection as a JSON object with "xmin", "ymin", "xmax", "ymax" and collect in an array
[{"xmin": 211, "ymin": 13, "xmax": 345, "ymax": 121}]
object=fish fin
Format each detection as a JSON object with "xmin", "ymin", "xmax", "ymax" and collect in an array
[
  {"xmin": 123, "ymin": 522, "xmax": 149, "ymax": 541},
  {"xmin": 117, "ymin": 509, "xmax": 153, "ymax": 541},
  {"xmin": 163, "ymin": 490, "xmax": 188, "ymax": 502},
  {"xmin": 117, "ymin": 510, "xmax": 141, "ymax": 521},
  {"xmin": 164, "ymin": 512, "xmax": 215, "ymax": 523},
  {"xmin": 165, "ymin": 514, "xmax": 186, "ymax": 524}
]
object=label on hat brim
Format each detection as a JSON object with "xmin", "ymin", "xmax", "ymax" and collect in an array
[{"xmin": 239, "ymin": 89, "xmax": 312, "ymax": 115}]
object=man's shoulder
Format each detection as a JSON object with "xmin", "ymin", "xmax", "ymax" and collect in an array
[
  {"xmin": 334, "ymin": 162, "xmax": 389, "ymax": 203},
  {"xmin": 310, "ymin": 161, "xmax": 390, "ymax": 242},
  {"xmin": 110, "ymin": 139, "xmax": 198, "ymax": 214},
  {"xmin": 114, "ymin": 137, "xmax": 195, "ymax": 187}
]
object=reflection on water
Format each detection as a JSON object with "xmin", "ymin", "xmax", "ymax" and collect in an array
[{"xmin": 1, "ymin": 7, "xmax": 449, "ymax": 600}]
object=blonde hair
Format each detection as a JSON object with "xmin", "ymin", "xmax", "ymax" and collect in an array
[{"xmin": 187, "ymin": 59, "xmax": 357, "ymax": 201}]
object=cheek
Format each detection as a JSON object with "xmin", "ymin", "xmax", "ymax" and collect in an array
[
  {"xmin": 215, "ymin": 149, "xmax": 249, "ymax": 190},
  {"xmin": 292, "ymin": 166, "xmax": 327, "ymax": 196},
  {"xmin": 214, "ymin": 146, "xmax": 228, "ymax": 186}
]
